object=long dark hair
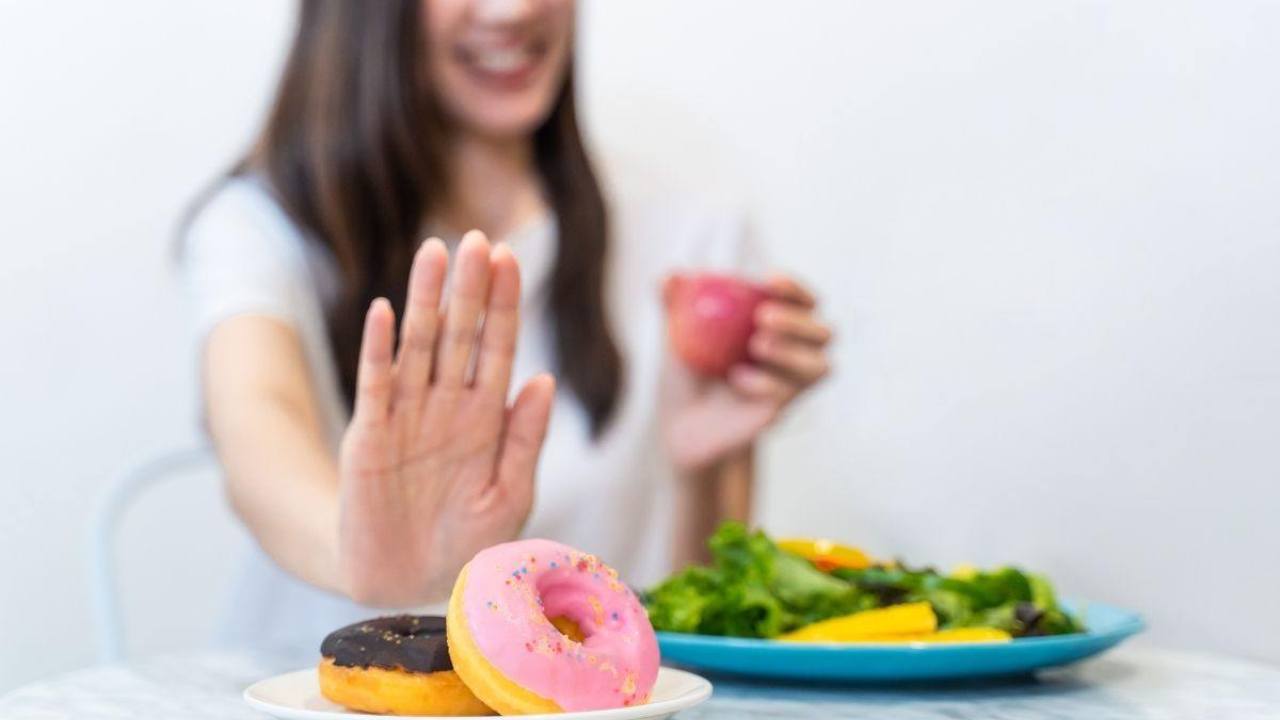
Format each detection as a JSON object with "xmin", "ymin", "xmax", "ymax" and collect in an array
[{"xmin": 207, "ymin": 1, "xmax": 621, "ymax": 435}]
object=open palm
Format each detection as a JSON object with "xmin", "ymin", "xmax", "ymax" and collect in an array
[{"xmin": 338, "ymin": 232, "xmax": 554, "ymax": 607}]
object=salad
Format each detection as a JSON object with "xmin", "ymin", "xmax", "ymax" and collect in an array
[{"xmin": 644, "ymin": 522, "xmax": 1084, "ymax": 643}]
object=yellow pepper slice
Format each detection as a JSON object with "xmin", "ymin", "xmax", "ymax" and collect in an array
[
  {"xmin": 778, "ymin": 602, "xmax": 937, "ymax": 642},
  {"xmin": 777, "ymin": 538, "xmax": 873, "ymax": 571}
]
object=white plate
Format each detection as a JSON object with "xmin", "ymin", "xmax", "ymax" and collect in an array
[{"xmin": 243, "ymin": 666, "xmax": 712, "ymax": 720}]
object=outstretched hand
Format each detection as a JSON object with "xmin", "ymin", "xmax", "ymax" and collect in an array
[{"xmin": 337, "ymin": 231, "xmax": 555, "ymax": 606}]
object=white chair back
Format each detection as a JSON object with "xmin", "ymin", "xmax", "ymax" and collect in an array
[{"xmin": 89, "ymin": 446, "xmax": 240, "ymax": 663}]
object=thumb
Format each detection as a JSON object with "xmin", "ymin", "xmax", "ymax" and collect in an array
[
  {"xmin": 661, "ymin": 274, "xmax": 680, "ymax": 308},
  {"xmin": 494, "ymin": 373, "xmax": 556, "ymax": 498}
]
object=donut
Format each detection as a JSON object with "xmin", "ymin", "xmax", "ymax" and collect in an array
[
  {"xmin": 447, "ymin": 539, "xmax": 660, "ymax": 714},
  {"xmin": 318, "ymin": 615, "xmax": 491, "ymax": 716}
]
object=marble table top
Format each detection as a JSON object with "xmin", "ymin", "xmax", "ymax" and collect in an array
[{"xmin": 2, "ymin": 647, "xmax": 1278, "ymax": 719}]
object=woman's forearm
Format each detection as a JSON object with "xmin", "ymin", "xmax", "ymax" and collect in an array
[
  {"xmin": 716, "ymin": 445, "xmax": 754, "ymax": 525},
  {"xmin": 671, "ymin": 445, "xmax": 756, "ymax": 569},
  {"xmin": 212, "ymin": 393, "xmax": 343, "ymax": 595},
  {"xmin": 203, "ymin": 318, "xmax": 344, "ymax": 597}
]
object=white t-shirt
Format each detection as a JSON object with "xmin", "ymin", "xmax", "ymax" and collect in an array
[{"xmin": 182, "ymin": 170, "xmax": 762, "ymax": 658}]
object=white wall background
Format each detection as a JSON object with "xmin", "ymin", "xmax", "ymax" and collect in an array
[{"xmin": 2, "ymin": 0, "xmax": 1278, "ymax": 693}]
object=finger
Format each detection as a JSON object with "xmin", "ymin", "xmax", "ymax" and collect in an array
[
  {"xmin": 494, "ymin": 373, "xmax": 556, "ymax": 495},
  {"xmin": 474, "ymin": 244, "xmax": 522, "ymax": 393},
  {"xmin": 755, "ymin": 301, "xmax": 833, "ymax": 345},
  {"xmin": 435, "ymin": 230, "xmax": 492, "ymax": 387},
  {"xmin": 353, "ymin": 298, "xmax": 395, "ymax": 425},
  {"xmin": 660, "ymin": 274, "xmax": 679, "ymax": 308},
  {"xmin": 727, "ymin": 364, "xmax": 796, "ymax": 403},
  {"xmin": 765, "ymin": 274, "xmax": 817, "ymax": 309},
  {"xmin": 749, "ymin": 331, "xmax": 831, "ymax": 383},
  {"xmin": 394, "ymin": 239, "xmax": 447, "ymax": 410}
]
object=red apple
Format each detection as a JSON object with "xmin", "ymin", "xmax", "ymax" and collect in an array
[{"xmin": 666, "ymin": 273, "xmax": 767, "ymax": 377}]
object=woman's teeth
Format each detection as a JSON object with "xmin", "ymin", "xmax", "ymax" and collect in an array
[{"xmin": 472, "ymin": 48, "xmax": 533, "ymax": 73}]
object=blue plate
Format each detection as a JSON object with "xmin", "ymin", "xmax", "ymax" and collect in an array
[{"xmin": 656, "ymin": 601, "xmax": 1143, "ymax": 681}]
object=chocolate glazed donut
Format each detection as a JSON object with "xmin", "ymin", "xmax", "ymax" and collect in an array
[
  {"xmin": 318, "ymin": 615, "xmax": 491, "ymax": 716},
  {"xmin": 322, "ymin": 615, "xmax": 454, "ymax": 673}
]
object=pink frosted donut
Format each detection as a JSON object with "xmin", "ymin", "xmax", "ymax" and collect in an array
[{"xmin": 446, "ymin": 539, "xmax": 660, "ymax": 713}]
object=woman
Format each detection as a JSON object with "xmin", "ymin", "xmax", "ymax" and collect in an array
[{"xmin": 184, "ymin": 0, "xmax": 831, "ymax": 654}]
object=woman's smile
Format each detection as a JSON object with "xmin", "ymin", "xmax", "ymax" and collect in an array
[
  {"xmin": 428, "ymin": 0, "xmax": 574, "ymax": 138},
  {"xmin": 453, "ymin": 36, "xmax": 550, "ymax": 92}
]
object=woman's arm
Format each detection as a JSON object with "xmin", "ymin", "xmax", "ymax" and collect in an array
[
  {"xmin": 716, "ymin": 445, "xmax": 755, "ymax": 525},
  {"xmin": 663, "ymin": 274, "xmax": 831, "ymax": 569},
  {"xmin": 203, "ymin": 315, "xmax": 344, "ymax": 594},
  {"xmin": 671, "ymin": 445, "xmax": 755, "ymax": 569}
]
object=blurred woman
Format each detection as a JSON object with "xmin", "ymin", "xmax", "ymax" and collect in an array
[{"xmin": 183, "ymin": 0, "xmax": 830, "ymax": 654}]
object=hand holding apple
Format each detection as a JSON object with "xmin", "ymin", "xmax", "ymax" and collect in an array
[{"xmin": 662, "ymin": 272, "xmax": 832, "ymax": 472}]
